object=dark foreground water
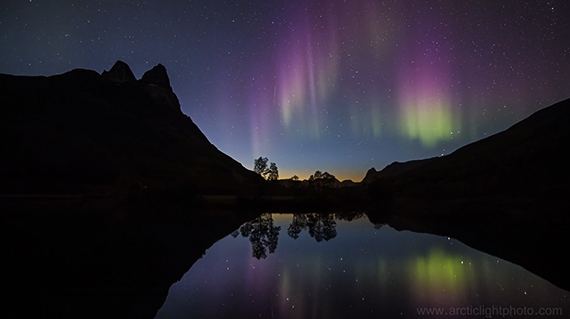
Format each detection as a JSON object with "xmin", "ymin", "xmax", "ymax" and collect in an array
[{"xmin": 155, "ymin": 213, "xmax": 568, "ymax": 318}]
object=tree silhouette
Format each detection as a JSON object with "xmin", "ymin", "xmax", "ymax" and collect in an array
[
  {"xmin": 254, "ymin": 157, "xmax": 279, "ymax": 181},
  {"xmin": 233, "ymin": 213, "xmax": 367, "ymax": 257},
  {"xmin": 286, "ymin": 213, "xmax": 337, "ymax": 242},
  {"xmin": 233, "ymin": 213, "xmax": 368, "ymax": 257},
  {"xmin": 307, "ymin": 213, "xmax": 337, "ymax": 242},
  {"xmin": 254, "ymin": 157, "xmax": 269, "ymax": 176},
  {"xmin": 236, "ymin": 213, "xmax": 281, "ymax": 259},
  {"xmin": 334, "ymin": 212, "xmax": 364, "ymax": 221},
  {"xmin": 267, "ymin": 162, "xmax": 279, "ymax": 181},
  {"xmin": 309, "ymin": 171, "xmax": 336, "ymax": 190},
  {"xmin": 287, "ymin": 214, "xmax": 308, "ymax": 239}
]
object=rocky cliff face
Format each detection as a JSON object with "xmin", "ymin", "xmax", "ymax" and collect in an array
[{"xmin": 0, "ymin": 61, "xmax": 263, "ymax": 195}]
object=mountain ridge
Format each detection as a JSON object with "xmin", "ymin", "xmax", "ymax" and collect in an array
[
  {"xmin": 365, "ymin": 97, "xmax": 570, "ymax": 201},
  {"xmin": 0, "ymin": 61, "xmax": 263, "ymax": 195}
]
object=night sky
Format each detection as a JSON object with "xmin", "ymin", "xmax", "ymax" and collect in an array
[{"xmin": 2, "ymin": 1, "xmax": 569, "ymax": 181}]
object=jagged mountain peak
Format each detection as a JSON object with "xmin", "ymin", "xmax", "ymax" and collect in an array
[
  {"xmin": 136, "ymin": 62, "xmax": 180, "ymax": 111},
  {"xmin": 141, "ymin": 63, "xmax": 171, "ymax": 88},
  {"xmin": 0, "ymin": 63, "xmax": 263, "ymax": 195},
  {"xmin": 101, "ymin": 60, "xmax": 136, "ymax": 84}
]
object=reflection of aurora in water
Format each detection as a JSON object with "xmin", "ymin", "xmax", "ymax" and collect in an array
[
  {"xmin": 410, "ymin": 247, "xmax": 476, "ymax": 307},
  {"xmin": 156, "ymin": 214, "xmax": 569, "ymax": 319}
]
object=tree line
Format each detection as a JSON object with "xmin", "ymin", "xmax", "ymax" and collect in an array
[{"xmin": 254, "ymin": 157, "xmax": 337, "ymax": 186}]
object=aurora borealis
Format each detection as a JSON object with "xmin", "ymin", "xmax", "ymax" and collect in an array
[{"xmin": 2, "ymin": 1, "xmax": 569, "ymax": 181}]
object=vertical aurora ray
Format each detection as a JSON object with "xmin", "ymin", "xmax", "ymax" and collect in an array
[
  {"xmin": 349, "ymin": 102, "xmax": 384, "ymax": 138},
  {"xmin": 248, "ymin": 74, "xmax": 277, "ymax": 157},
  {"xmin": 274, "ymin": 6, "xmax": 341, "ymax": 139},
  {"xmin": 336, "ymin": 0, "xmax": 398, "ymax": 142},
  {"xmin": 396, "ymin": 9, "xmax": 461, "ymax": 148},
  {"xmin": 396, "ymin": 55, "xmax": 460, "ymax": 147}
]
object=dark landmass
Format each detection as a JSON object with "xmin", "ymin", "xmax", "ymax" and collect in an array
[
  {"xmin": 0, "ymin": 61, "xmax": 263, "ymax": 196},
  {"xmin": 0, "ymin": 196, "xmax": 263, "ymax": 319},
  {"xmin": 361, "ymin": 159, "xmax": 433, "ymax": 184},
  {"xmin": 367, "ymin": 97, "xmax": 570, "ymax": 291},
  {"xmin": 366, "ymin": 98, "xmax": 570, "ymax": 202}
]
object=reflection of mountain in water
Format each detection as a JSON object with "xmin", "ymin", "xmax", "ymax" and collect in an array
[{"xmin": 1, "ymin": 198, "xmax": 262, "ymax": 319}]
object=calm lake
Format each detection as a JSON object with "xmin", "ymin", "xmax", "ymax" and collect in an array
[{"xmin": 155, "ymin": 213, "xmax": 568, "ymax": 318}]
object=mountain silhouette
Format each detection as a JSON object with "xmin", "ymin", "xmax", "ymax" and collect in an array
[
  {"xmin": 0, "ymin": 61, "xmax": 263, "ymax": 195},
  {"xmin": 367, "ymin": 98, "xmax": 570, "ymax": 202},
  {"xmin": 361, "ymin": 158, "xmax": 434, "ymax": 184}
]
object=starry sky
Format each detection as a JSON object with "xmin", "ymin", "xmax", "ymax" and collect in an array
[{"xmin": 2, "ymin": 1, "xmax": 569, "ymax": 181}]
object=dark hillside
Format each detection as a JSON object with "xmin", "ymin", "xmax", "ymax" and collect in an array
[{"xmin": 0, "ymin": 61, "xmax": 263, "ymax": 195}]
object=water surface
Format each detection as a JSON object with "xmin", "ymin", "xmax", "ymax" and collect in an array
[{"xmin": 156, "ymin": 213, "xmax": 568, "ymax": 318}]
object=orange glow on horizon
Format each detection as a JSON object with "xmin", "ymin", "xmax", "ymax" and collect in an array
[{"xmin": 278, "ymin": 170, "xmax": 366, "ymax": 183}]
